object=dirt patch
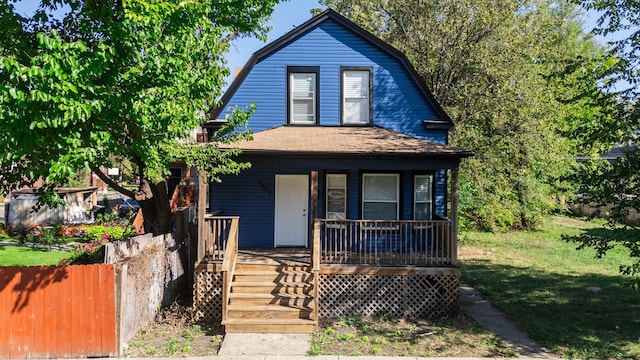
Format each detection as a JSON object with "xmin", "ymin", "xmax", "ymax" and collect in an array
[
  {"xmin": 458, "ymin": 246, "xmax": 497, "ymax": 261},
  {"xmin": 124, "ymin": 304, "xmax": 516, "ymax": 358},
  {"xmin": 123, "ymin": 304, "xmax": 223, "ymax": 357},
  {"xmin": 310, "ymin": 314, "xmax": 517, "ymax": 357}
]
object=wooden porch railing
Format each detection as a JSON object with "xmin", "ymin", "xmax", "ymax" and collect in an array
[
  {"xmin": 219, "ymin": 217, "xmax": 239, "ymax": 324},
  {"xmin": 315, "ymin": 218, "xmax": 455, "ymax": 266},
  {"xmin": 202, "ymin": 215, "xmax": 238, "ymax": 262}
]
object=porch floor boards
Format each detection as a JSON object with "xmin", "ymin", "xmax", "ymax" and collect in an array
[{"xmin": 236, "ymin": 248, "xmax": 311, "ymax": 266}]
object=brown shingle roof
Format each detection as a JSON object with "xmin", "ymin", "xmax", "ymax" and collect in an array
[{"xmin": 218, "ymin": 126, "xmax": 472, "ymax": 157}]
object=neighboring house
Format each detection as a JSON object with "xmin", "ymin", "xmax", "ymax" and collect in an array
[
  {"xmin": 6, "ymin": 187, "xmax": 99, "ymax": 225},
  {"xmin": 194, "ymin": 9, "xmax": 473, "ymax": 333}
]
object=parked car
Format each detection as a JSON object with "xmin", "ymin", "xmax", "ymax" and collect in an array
[{"xmin": 119, "ymin": 198, "xmax": 140, "ymax": 216}]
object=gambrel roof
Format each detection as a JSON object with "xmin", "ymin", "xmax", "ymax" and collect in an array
[{"xmin": 208, "ymin": 9, "xmax": 453, "ymax": 127}]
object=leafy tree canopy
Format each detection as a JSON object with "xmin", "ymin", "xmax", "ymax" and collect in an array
[
  {"xmin": 320, "ymin": 0, "xmax": 613, "ymax": 231},
  {"xmin": 563, "ymin": 0, "xmax": 640, "ymax": 287},
  {"xmin": 0, "ymin": 0, "xmax": 279, "ymax": 234}
]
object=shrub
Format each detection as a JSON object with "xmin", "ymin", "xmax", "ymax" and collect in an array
[
  {"xmin": 61, "ymin": 241, "xmax": 105, "ymax": 265},
  {"xmin": 83, "ymin": 224, "xmax": 132, "ymax": 242},
  {"xmin": 59, "ymin": 224, "xmax": 86, "ymax": 238},
  {"xmin": 9, "ymin": 224, "xmax": 32, "ymax": 246}
]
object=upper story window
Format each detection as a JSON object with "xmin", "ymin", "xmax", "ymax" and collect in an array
[
  {"xmin": 288, "ymin": 67, "xmax": 319, "ymax": 124},
  {"xmin": 362, "ymin": 173, "xmax": 399, "ymax": 220},
  {"xmin": 342, "ymin": 68, "xmax": 371, "ymax": 125},
  {"xmin": 414, "ymin": 174, "xmax": 433, "ymax": 220}
]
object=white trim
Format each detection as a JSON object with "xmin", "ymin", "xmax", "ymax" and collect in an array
[
  {"xmin": 413, "ymin": 174, "xmax": 433, "ymax": 220},
  {"xmin": 326, "ymin": 173, "xmax": 347, "ymax": 220},
  {"xmin": 342, "ymin": 70, "xmax": 370, "ymax": 125},
  {"xmin": 289, "ymin": 72, "xmax": 316, "ymax": 124}
]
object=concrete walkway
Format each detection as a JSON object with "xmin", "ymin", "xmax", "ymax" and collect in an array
[{"xmin": 459, "ymin": 285, "xmax": 558, "ymax": 359}]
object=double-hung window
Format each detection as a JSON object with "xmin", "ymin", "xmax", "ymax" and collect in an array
[
  {"xmin": 342, "ymin": 68, "xmax": 371, "ymax": 125},
  {"xmin": 288, "ymin": 67, "xmax": 318, "ymax": 124},
  {"xmin": 414, "ymin": 175, "xmax": 433, "ymax": 220},
  {"xmin": 326, "ymin": 174, "xmax": 347, "ymax": 220},
  {"xmin": 362, "ymin": 174, "xmax": 399, "ymax": 220}
]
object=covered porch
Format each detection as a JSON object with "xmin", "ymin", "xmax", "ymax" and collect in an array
[{"xmin": 193, "ymin": 169, "xmax": 462, "ymax": 331}]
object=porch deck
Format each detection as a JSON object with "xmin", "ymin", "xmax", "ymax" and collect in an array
[
  {"xmin": 236, "ymin": 248, "xmax": 310, "ymax": 266},
  {"xmin": 194, "ymin": 216, "xmax": 460, "ymax": 330}
]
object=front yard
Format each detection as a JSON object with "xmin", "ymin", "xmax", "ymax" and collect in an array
[
  {"xmin": 0, "ymin": 243, "xmax": 71, "ymax": 266},
  {"xmin": 460, "ymin": 215, "xmax": 640, "ymax": 359}
]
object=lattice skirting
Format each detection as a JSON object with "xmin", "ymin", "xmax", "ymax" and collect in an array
[
  {"xmin": 194, "ymin": 267, "xmax": 222, "ymax": 322},
  {"xmin": 319, "ymin": 272, "xmax": 459, "ymax": 319}
]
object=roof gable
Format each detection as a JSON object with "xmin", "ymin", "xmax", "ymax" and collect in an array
[{"xmin": 209, "ymin": 9, "xmax": 452, "ymax": 127}]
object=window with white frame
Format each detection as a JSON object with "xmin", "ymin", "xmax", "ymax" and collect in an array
[
  {"xmin": 342, "ymin": 69, "xmax": 370, "ymax": 125},
  {"xmin": 326, "ymin": 174, "xmax": 347, "ymax": 220},
  {"xmin": 414, "ymin": 175, "xmax": 433, "ymax": 220},
  {"xmin": 289, "ymin": 71, "xmax": 317, "ymax": 124},
  {"xmin": 362, "ymin": 173, "xmax": 399, "ymax": 220}
]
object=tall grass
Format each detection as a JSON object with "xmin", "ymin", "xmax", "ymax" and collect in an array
[{"xmin": 460, "ymin": 216, "xmax": 640, "ymax": 359}]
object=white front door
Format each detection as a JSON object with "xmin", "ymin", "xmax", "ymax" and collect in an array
[{"xmin": 275, "ymin": 175, "xmax": 309, "ymax": 247}]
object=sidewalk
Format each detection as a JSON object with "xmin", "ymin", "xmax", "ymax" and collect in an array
[{"xmin": 459, "ymin": 285, "xmax": 558, "ymax": 359}]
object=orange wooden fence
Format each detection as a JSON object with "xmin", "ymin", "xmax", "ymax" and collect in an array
[{"xmin": 0, "ymin": 264, "xmax": 117, "ymax": 358}]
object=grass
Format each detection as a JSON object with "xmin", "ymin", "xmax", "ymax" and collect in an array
[
  {"xmin": 460, "ymin": 215, "xmax": 640, "ymax": 359},
  {"xmin": 0, "ymin": 244, "xmax": 72, "ymax": 266}
]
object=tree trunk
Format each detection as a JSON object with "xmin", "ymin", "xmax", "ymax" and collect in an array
[{"xmin": 135, "ymin": 178, "xmax": 172, "ymax": 235}]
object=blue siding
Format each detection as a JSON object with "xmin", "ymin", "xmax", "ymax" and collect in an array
[
  {"xmin": 220, "ymin": 19, "xmax": 447, "ymax": 143},
  {"xmin": 210, "ymin": 157, "xmax": 456, "ymax": 248}
]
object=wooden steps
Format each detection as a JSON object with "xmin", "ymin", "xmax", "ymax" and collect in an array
[{"xmin": 223, "ymin": 264, "xmax": 317, "ymax": 333}]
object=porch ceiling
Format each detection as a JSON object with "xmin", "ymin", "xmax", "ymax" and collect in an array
[{"xmin": 215, "ymin": 126, "xmax": 473, "ymax": 158}]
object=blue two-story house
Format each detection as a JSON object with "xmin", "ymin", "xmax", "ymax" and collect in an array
[{"xmin": 195, "ymin": 9, "xmax": 473, "ymax": 333}]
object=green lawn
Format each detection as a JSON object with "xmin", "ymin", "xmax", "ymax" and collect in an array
[
  {"xmin": 460, "ymin": 216, "xmax": 640, "ymax": 359},
  {"xmin": 0, "ymin": 244, "xmax": 72, "ymax": 266}
]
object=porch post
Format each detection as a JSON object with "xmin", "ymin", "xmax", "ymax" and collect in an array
[
  {"xmin": 197, "ymin": 169, "xmax": 207, "ymax": 263},
  {"xmin": 450, "ymin": 169, "xmax": 459, "ymax": 266},
  {"xmin": 310, "ymin": 169, "xmax": 318, "ymax": 239}
]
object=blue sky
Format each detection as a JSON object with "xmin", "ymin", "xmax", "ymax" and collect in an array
[
  {"xmin": 11, "ymin": 0, "xmax": 619, "ymax": 89},
  {"xmin": 225, "ymin": 0, "xmax": 321, "ymax": 86}
]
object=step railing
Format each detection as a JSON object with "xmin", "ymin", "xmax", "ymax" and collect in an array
[
  {"xmin": 220, "ymin": 217, "xmax": 239, "ymax": 323},
  {"xmin": 202, "ymin": 215, "xmax": 238, "ymax": 262}
]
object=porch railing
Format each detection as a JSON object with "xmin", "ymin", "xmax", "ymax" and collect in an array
[
  {"xmin": 202, "ymin": 216, "xmax": 455, "ymax": 267},
  {"xmin": 202, "ymin": 215, "xmax": 239, "ymax": 262},
  {"xmin": 315, "ymin": 218, "xmax": 455, "ymax": 266}
]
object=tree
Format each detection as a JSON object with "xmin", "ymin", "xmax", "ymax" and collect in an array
[
  {"xmin": 320, "ymin": 0, "xmax": 608, "ymax": 231},
  {"xmin": 0, "ymin": 0, "xmax": 279, "ymax": 234},
  {"xmin": 561, "ymin": 0, "xmax": 640, "ymax": 286}
]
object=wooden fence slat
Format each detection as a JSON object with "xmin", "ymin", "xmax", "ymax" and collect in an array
[
  {"xmin": 32, "ymin": 267, "xmax": 46, "ymax": 357},
  {"xmin": 88, "ymin": 264, "xmax": 100, "ymax": 354},
  {"xmin": 61, "ymin": 266, "xmax": 74, "ymax": 356},
  {"xmin": 14, "ymin": 266, "xmax": 35, "ymax": 358},
  {"xmin": 0, "ymin": 268, "xmax": 9, "ymax": 356},
  {"xmin": 100, "ymin": 264, "xmax": 117, "ymax": 355},
  {"xmin": 46, "ymin": 267, "xmax": 58, "ymax": 357}
]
